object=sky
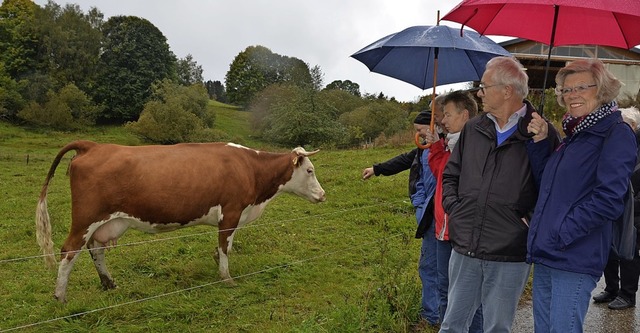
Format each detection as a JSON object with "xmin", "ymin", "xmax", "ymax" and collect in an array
[{"xmin": 33, "ymin": 0, "xmax": 504, "ymax": 103}]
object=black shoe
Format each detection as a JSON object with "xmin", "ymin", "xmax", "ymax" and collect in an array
[
  {"xmin": 608, "ymin": 296, "xmax": 635, "ymax": 310},
  {"xmin": 593, "ymin": 291, "xmax": 617, "ymax": 303}
]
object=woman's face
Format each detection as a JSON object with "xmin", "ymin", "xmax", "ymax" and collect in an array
[
  {"xmin": 414, "ymin": 123, "xmax": 429, "ymax": 139},
  {"xmin": 442, "ymin": 102, "xmax": 468, "ymax": 134},
  {"xmin": 561, "ymin": 72, "xmax": 600, "ymax": 118}
]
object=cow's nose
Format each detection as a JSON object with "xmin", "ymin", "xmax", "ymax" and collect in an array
[{"xmin": 318, "ymin": 190, "xmax": 326, "ymax": 202}]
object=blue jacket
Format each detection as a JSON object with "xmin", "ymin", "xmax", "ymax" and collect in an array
[{"xmin": 527, "ymin": 111, "xmax": 637, "ymax": 277}]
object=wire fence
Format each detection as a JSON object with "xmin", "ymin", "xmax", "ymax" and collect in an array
[{"xmin": 0, "ymin": 201, "xmax": 411, "ymax": 332}]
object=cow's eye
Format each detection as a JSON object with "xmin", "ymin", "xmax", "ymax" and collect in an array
[{"xmin": 307, "ymin": 168, "xmax": 314, "ymax": 174}]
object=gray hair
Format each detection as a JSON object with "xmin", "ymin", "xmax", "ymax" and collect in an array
[
  {"xmin": 485, "ymin": 56, "xmax": 529, "ymax": 99},
  {"xmin": 554, "ymin": 59, "xmax": 622, "ymax": 108},
  {"xmin": 620, "ymin": 106, "xmax": 640, "ymax": 130}
]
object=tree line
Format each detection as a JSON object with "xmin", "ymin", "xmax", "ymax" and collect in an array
[{"xmin": 0, "ymin": 0, "xmax": 430, "ymax": 147}]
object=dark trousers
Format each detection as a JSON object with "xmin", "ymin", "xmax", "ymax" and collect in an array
[{"xmin": 603, "ymin": 251, "xmax": 640, "ymax": 303}]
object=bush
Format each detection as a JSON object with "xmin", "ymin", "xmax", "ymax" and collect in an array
[
  {"xmin": 126, "ymin": 80, "xmax": 217, "ymax": 144},
  {"xmin": 16, "ymin": 83, "xmax": 100, "ymax": 130}
]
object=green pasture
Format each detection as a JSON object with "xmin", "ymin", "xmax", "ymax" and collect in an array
[{"xmin": 0, "ymin": 108, "xmax": 433, "ymax": 332}]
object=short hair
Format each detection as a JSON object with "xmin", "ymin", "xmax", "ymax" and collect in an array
[
  {"xmin": 443, "ymin": 90, "xmax": 478, "ymax": 118},
  {"xmin": 430, "ymin": 94, "xmax": 447, "ymax": 112},
  {"xmin": 620, "ymin": 106, "xmax": 640, "ymax": 130},
  {"xmin": 485, "ymin": 56, "xmax": 529, "ymax": 99},
  {"xmin": 554, "ymin": 59, "xmax": 622, "ymax": 107}
]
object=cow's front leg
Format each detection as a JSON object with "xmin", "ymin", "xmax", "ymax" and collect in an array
[{"xmin": 88, "ymin": 240, "xmax": 117, "ymax": 290}]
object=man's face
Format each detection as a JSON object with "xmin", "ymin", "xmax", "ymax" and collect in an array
[
  {"xmin": 433, "ymin": 104, "xmax": 446, "ymax": 134},
  {"xmin": 477, "ymin": 68, "xmax": 505, "ymax": 116}
]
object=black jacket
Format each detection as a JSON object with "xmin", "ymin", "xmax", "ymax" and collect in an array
[
  {"xmin": 372, "ymin": 148, "xmax": 424, "ymax": 198},
  {"xmin": 442, "ymin": 101, "xmax": 560, "ymax": 262},
  {"xmin": 372, "ymin": 148, "xmax": 433, "ymax": 238}
]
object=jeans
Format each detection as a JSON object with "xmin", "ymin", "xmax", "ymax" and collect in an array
[
  {"xmin": 419, "ymin": 221, "xmax": 439, "ymax": 324},
  {"xmin": 436, "ymin": 240, "xmax": 483, "ymax": 332},
  {"xmin": 439, "ymin": 251, "xmax": 530, "ymax": 333},
  {"xmin": 532, "ymin": 263, "xmax": 598, "ymax": 333}
]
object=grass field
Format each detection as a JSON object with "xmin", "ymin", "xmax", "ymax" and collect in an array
[{"xmin": 0, "ymin": 103, "xmax": 432, "ymax": 332}]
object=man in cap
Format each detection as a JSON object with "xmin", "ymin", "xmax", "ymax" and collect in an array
[{"xmin": 362, "ymin": 95, "xmax": 446, "ymax": 327}]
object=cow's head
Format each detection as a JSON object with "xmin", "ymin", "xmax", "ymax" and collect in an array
[{"xmin": 284, "ymin": 147, "xmax": 326, "ymax": 203}]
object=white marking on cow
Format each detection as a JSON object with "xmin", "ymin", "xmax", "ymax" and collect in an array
[{"xmin": 54, "ymin": 255, "xmax": 79, "ymax": 301}]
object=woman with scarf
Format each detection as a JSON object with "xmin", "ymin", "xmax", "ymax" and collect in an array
[{"xmin": 526, "ymin": 59, "xmax": 638, "ymax": 332}]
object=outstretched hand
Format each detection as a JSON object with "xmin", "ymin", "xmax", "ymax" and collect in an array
[
  {"xmin": 527, "ymin": 112, "xmax": 549, "ymax": 143},
  {"xmin": 362, "ymin": 167, "xmax": 374, "ymax": 180}
]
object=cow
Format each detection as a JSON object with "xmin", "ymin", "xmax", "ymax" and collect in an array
[{"xmin": 35, "ymin": 140, "xmax": 326, "ymax": 302}]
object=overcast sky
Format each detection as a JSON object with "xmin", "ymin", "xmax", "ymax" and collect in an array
[{"xmin": 34, "ymin": 0, "xmax": 501, "ymax": 102}]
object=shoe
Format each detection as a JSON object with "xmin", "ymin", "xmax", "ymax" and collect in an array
[
  {"xmin": 608, "ymin": 296, "xmax": 635, "ymax": 310},
  {"xmin": 593, "ymin": 291, "xmax": 617, "ymax": 303},
  {"xmin": 410, "ymin": 318, "xmax": 439, "ymax": 333}
]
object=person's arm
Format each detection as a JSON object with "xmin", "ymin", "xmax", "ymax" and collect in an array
[
  {"xmin": 371, "ymin": 149, "xmax": 417, "ymax": 176},
  {"xmin": 526, "ymin": 116, "xmax": 561, "ymax": 188}
]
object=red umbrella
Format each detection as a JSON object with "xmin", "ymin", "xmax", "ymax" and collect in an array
[{"xmin": 442, "ymin": 0, "xmax": 640, "ymax": 114}]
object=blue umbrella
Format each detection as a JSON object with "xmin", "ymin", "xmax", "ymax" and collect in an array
[{"xmin": 351, "ymin": 24, "xmax": 511, "ymax": 91}]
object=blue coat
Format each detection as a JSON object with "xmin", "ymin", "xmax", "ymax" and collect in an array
[{"xmin": 527, "ymin": 111, "xmax": 637, "ymax": 277}]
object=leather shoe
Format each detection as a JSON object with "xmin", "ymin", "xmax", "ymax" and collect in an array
[
  {"xmin": 608, "ymin": 296, "xmax": 635, "ymax": 310},
  {"xmin": 593, "ymin": 291, "xmax": 617, "ymax": 303}
]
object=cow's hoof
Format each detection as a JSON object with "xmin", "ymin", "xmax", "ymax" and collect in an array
[
  {"xmin": 222, "ymin": 277, "xmax": 237, "ymax": 287},
  {"xmin": 101, "ymin": 280, "xmax": 117, "ymax": 290},
  {"xmin": 53, "ymin": 294, "xmax": 66, "ymax": 303}
]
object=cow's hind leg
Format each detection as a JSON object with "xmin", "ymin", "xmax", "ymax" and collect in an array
[
  {"xmin": 88, "ymin": 240, "xmax": 117, "ymax": 290},
  {"xmin": 54, "ymin": 236, "xmax": 85, "ymax": 302},
  {"xmin": 217, "ymin": 218, "xmax": 239, "ymax": 285}
]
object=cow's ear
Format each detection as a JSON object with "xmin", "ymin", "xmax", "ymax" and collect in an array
[{"xmin": 292, "ymin": 154, "xmax": 304, "ymax": 167}]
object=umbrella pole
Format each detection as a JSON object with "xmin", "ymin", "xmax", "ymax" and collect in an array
[
  {"xmin": 415, "ymin": 48, "xmax": 439, "ymax": 150},
  {"xmin": 539, "ymin": 5, "xmax": 559, "ymax": 116},
  {"xmin": 431, "ymin": 50, "xmax": 438, "ymax": 133}
]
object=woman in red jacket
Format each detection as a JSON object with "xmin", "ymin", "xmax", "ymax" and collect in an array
[{"xmin": 425, "ymin": 90, "xmax": 483, "ymax": 331}]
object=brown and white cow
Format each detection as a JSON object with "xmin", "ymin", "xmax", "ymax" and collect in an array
[{"xmin": 35, "ymin": 140, "xmax": 326, "ymax": 302}]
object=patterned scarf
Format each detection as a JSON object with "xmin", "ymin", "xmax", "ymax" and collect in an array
[{"xmin": 562, "ymin": 101, "xmax": 617, "ymax": 137}]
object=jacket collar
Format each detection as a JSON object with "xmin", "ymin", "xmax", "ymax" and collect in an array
[{"xmin": 476, "ymin": 99, "xmax": 537, "ymax": 142}]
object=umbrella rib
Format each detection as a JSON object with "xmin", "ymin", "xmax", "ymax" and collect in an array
[
  {"xmin": 483, "ymin": 3, "xmax": 507, "ymax": 36},
  {"xmin": 611, "ymin": 12, "xmax": 631, "ymax": 49}
]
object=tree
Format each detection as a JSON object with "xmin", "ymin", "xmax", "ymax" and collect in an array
[
  {"xmin": 94, "ymin": 15, "xmax": 177, "ymax": 122},
  {"xmin": 0, "ymin": 61, "xmax": 24, "ymax": 119},
  {"xmin": 204, "ymin": 80, "xmax": 227, "ymax": 102},
  {"xmin": 36, "ymin": 2, "xmax": 103, "ymax": 94},
  {"xmin": 325, "ymin": 79, "xmax": 361, "ymax": 97},
  {"xmin": 249, "ymin": 84, "xmax": 345, "ymax": 147},
  {"xmin": 318, "ymin": 89, "xmax": 366, "ymax": 117},
  {"xmin": 176, "ymin": 54, "xmax": 203, "ymax": 86},
  {"xmin": 339, "ymin": 101, "xmax": 408, "ymax": 141},
  {"xmin": 225, "ymin": 45, "xmax": 314, "ymax": 107},
  {"xmin": 0, "ymin": 0, "xmax": 39, "ymax": 79}
]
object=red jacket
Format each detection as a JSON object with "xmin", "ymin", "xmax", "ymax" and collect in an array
[{"xmin": 428, "ymin": 138, "xmax": 450, "ymax": 241}]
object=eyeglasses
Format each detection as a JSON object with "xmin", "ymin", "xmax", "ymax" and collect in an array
[
  {"xmin": 556, "ymin": 84, "xmax": 597, "ymax": 96},
  {"xmin": 470, "ymin": 83, "xmax": 504, "ymax": 94}
]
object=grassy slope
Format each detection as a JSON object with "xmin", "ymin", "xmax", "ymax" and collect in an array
[{"xmin": 0, "ymin": 104, "xmax": 429, "ymax": 332}]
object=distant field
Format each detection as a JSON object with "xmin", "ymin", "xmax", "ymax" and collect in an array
[{"xmin": 0, "ymin": 108, "xmax": 430, "ymax": 332}]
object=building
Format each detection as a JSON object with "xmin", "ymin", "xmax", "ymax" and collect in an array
[{"xmin": 500, "ymin": 39, "xmax": 640, "ymax": 100}]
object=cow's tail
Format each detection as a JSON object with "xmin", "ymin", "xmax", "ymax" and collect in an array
[{"xmin": 36, "ymin": 140, "xmax": 95, "ymax": 269}]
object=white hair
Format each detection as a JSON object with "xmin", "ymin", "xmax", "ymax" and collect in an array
[{"xmin": 620, "ymin": 106, "xmax": 640, "ymax": 130}]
